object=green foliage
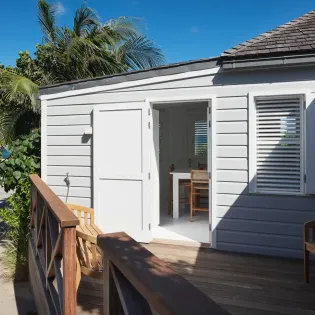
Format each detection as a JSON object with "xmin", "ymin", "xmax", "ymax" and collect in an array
[
  {"xmin": 0, "ymin": 129, "xmax": 40, "ymax": 192},
  {"xmin": 35, "ymin": 1, "xmax": 165, "ymax": 82},
  {"xmin": 0, "ymin": 1, "xmax": 165, "ymax": 143},
  {"xmin": 0, "ymin": 129, "xmax": 40, "ymax": 278},
  {"xmin": 0, "ymin": 179, "xmax": 31, "ymax": 276}
]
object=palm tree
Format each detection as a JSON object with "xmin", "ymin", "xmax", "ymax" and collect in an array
[
  {"xmin": 37, "ymin": 0, "xmax": 164, "ymax": 81},
  {"xmin": 0, "ymin": 0, "xmax": 165, "ymax": 143}
]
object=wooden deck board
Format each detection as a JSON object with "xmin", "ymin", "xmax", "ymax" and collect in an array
[{"xmin": 76, "ymin": 244, "xmax": 315, "ymax": 315}]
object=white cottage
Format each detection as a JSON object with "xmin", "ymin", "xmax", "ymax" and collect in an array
[{"xmin": 39, "ymin": 11, "xmax": 315, "ymax": 259}]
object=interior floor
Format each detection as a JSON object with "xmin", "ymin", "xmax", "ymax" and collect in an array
[{"xmin": 153, "ymin": 205, "xmax": 209, "ymax": 244}]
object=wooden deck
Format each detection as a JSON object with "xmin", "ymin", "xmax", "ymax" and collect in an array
[{"xmin": 77, "ymin": 243, "xmax": 315, "ymax": 315}]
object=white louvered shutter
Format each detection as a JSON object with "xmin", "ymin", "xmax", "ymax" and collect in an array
[
  {"xmin": 194, "ymin": 120, "xmax": 207, "ymax": 156},
  {"xmin": 255, "ymin": 95, "xmax": 304, "ymax": 194}
]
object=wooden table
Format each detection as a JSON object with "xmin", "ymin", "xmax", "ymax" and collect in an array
[{"xmin": 170, "ymin": 169, "xmax": 191, "ymax": 219}]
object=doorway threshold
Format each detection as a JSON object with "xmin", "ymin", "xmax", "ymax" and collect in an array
[{"xmin": 151, "ymin": 237, "xmax": 210, "ymax": 248}]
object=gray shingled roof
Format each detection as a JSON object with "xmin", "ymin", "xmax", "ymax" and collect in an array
[{"xmin": 222, "ymin": 10, "xmax": 315, "ymax": 58}]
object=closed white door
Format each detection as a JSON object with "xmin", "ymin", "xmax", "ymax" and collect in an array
[{"xmin": 93, "ymin": 103, "xmax": 152, "ymax": 242}]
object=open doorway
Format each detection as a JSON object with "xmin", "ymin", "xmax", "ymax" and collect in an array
[{"xmin": 151, "ymin": 101, "xmax": 211, "ymax": 245}]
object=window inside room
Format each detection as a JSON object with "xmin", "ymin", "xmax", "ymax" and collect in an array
[
  {"xmin": 194, "ymin": 120, "xmax": 207, "ymax": 157},
  {"xmin": 251, "ymin": 95, "xmax": 304, "ymax": 194}
]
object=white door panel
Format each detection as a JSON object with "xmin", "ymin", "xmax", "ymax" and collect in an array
[
  {"xmin": 93, "ymin": 103, "xmax": 152, "ymax": 242},
  {"xmin": 152, "ymin": 109, "xmax": 160, "ymax": 228},
  {"xmin": 207, "ymin": 103, "xmax": 212, "ymax": 244}
]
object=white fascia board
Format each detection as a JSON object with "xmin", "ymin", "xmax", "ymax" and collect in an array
[
  {"xmin": 39, "ymin": 67, "xmax": 220, "ymax": 101},
  {"xmin": 146, "ymin": 94, "xmax": 216, "ymax": 104}
]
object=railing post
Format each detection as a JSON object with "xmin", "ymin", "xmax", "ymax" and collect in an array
[
  {"xmin": 103, "ymin": 258, "xmax": 110, "ymax": 315},
  {"xmin": 63, "ymin": 227, "xmax": 77, "ymax": 315}
]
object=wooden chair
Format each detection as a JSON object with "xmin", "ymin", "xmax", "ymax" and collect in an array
[
  {"xmin": 66, "ymin": 203, "xmax": 95, "ymax": 225},
  {"xmin": 66, "ymin": 204, "xmax": 104, "ymax": 290},
  {"xmin": 198, "ymin": 162, "xmax": 207, "ymax": 170},
  {"xmin": 190, "ymin": 169, "xmax": 209, "ymax": 222},
  {"xmin": 304, "ymin": 219, "xmax": 315, "ymax": 283},
  {"xmin": 168, "ymin": 164, "xmax": 191, "ymax": 215}
]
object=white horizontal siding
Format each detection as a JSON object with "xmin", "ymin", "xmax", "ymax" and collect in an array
[
  {"xmin": 217, "ymin": 122, "xmax": 247, "ymax": 133},
  {"xmin": 217, "ymin": 96, "xmax": 248, "ymax": 109},
  {"xmin": 216, "ymin": 193, "xmax": 315, "ymax": 211},
  {"xmin": 217, "ymin": 182, "xmax": 248, "ymax": 194},
  {"xmin": 217, "ymin": 109, "xmax": 247, "ymax": 122},
  {"xmin": 217, "ymin": 134, "xmax": 247, "ymax": 146},
  {"xmin": 216, "ymin": 206, "xmax": 315, "ymax": 224},
  {"xmin": 47, "ymin": 156, "xmax": 90, "ymax": 166},
  {"xmin": 217, "ymin": 158, "xmax": 247, "ymax": 170},
  {"xmin": 48, "ymin": 104, "xmax": 95, "ymax": 116},
  {"xmin": 47, "ymin": 115, "xmax": 91, "ymax": 126},
  {"xmin": 47, "ymin": 125, "xmax": 90, "ymax": 136},
  {"xmin": 47, "ymin": 136, "xmax": 91, "ymax": 146},
  {"xmin": 217, "ymin": 217, "xmax": 301, "ymax": 236},
  {"xmin": 215, "ymin": 93, "xmax": 315, "ymax": 258},
  {"xmin": 50, "ymin": 186, "xmax": 91, "ymax": 198},
  {"xmin": 43, "ymin": 69, "xmax": 315, "ymax": 259},
  {"xmin": 217, "ymin": 170, "xmax": 248, "ymax": 182},
  {"xmin": 47, "ymin": 176, "xmax": 91, "ymax": 187},
  {"xmin": 217, "ymin": 146, "xmax": 247, "ymax": 158},
  {"xmin": 47, "ymin": 166, "xmax": 91, "ymax": 177},
  {"xmin": 47, "ymin": 146, "xmax": 91, "ymax": 156}
]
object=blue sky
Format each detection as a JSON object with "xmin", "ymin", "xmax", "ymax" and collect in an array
[{"xmin": 1, "ymin": 0, "xmax": 315, "ymax": 66}]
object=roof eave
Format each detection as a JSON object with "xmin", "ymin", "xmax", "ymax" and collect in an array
[
  {"xmin": 221, "ymin": 53, "xmax": 315, "ymax": 70},
  {"xmin": 39, "ymin": 57, "xmax": 220, "ymax": 96}
]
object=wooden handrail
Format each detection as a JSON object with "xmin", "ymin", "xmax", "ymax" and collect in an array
[
  {"xmin": 29, "ymin": 174, "xmax": 79, "ymax": 315},
  {"xmin": 97, "ymin": 232, "xmax": 230, "ymax": 315},
  {"xmin": 30, "ymin": 175, "xmax": 79, "ymax": 227}
]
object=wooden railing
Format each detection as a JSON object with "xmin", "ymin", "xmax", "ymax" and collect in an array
[
  {"xmin": 29, "ymin": 175, "xmax": 80, "ymax": 315},
  {"xmin": 97, "ymin": 232, "xmax": 230, "ymax": 315}
]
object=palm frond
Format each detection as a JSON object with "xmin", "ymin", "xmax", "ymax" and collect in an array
[
  {"xmin": 0, "ymin": 110, "xmax": 22, "ymax": 144},
  {"xmin": 104, "ymin": 17, "xmax": 141, "ymax": 40},
  {"xmin": 0, "ymin": 69, "xmax": 39, "ymax": 112},
  {"xmin": 37, "ymin": 0, "xmax": 60, "ymax": 45},
  {"xmin": 73, "ymin": 4, "xmax": 100, "ymax": 37},
  {"xmin": 116, "ymin": 35, "xmax": 165, "ymax": 70},
  {"xmin": 92, "ymin": 25, "xmax": 120, "ymax": 48},
  {"xmin": 62, "ymin": 36, "xmax": 125, "ymax": 79}
]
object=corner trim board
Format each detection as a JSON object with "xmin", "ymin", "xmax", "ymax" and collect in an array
[{"xmin": 41, "ymin": 100, "xmax": 47, "ymax": 182}]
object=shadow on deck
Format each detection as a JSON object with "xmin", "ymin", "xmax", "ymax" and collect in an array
[{"xmin": 77, "ymin": 243, "xmax": 315, "ymax": 315}]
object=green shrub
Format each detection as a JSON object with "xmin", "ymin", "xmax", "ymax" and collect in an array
[
  {"xmin": 0, "ymin": 129, "xmax": 40, "ymax": 279},
  {"xmin": 0, "ymin": 129, "xmax": 40, "ymax": 192}
]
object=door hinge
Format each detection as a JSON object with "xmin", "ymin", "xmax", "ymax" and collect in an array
[
  {"xmin": 304, "ymin": 99, "xmax": 306, "ymax": 109},
  {"xmin": 148, "ymin": 172, "xmax": 151, "ymax": 180},
  {"xmin": 209, "ymin": 121, "xmax": 211, "ymax": 128},
  {"xmin": 209, "ymin": 224, "xmax": 212, "ymax": 231},
  {"xmin": 148, "ymin": 121, "xmax": 151, "ymax": 129},
  {"xmin": 208, "ymin": 107, "xmax": 211, "ymax": 114},
  {"xmin": 304, "ymin": 174, "xmax": 307, "ymax": 183},
  {"xmin": 149, "ymin": 223, "xmax": 151, "ymax": 231},
  {"xmin": 148, "ymin": 108, "xmax": 151, "ymax": 116}
]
